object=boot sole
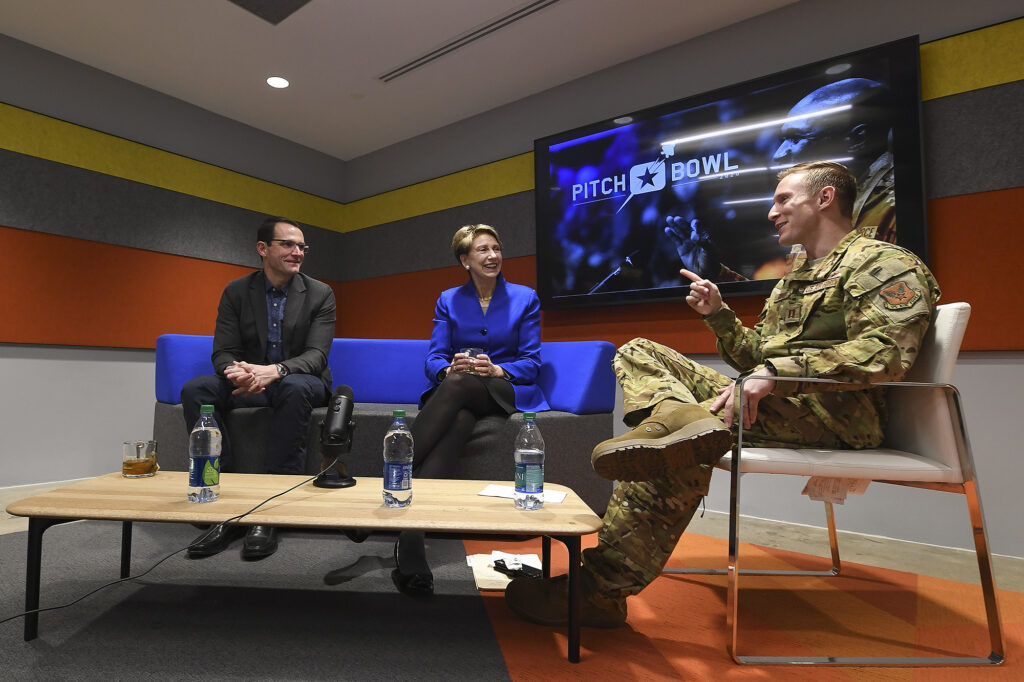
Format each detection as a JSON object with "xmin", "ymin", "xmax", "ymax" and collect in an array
[
  {"xmin": 592, "ymin": 418, "xmax": 732, "ymax": 482},
  {"xmin": 504, "ymin": 578, "xmax": 626, "ymax": 628}
]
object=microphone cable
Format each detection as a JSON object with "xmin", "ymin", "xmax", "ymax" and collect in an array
[{"xmin": 0, "ymin": 455, "xmax": 343, "ymax": 629}]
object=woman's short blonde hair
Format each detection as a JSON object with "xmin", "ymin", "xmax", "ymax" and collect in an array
[{"xmin": 451, "ymin": 224, "xmax": 502, "ymax": 264}]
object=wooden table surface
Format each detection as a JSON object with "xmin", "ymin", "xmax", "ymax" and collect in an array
[{"xmin": 6, "ymin": 472, "xmax": 603, "ymax": 536}]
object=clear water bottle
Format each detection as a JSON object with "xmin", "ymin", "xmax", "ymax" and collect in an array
[
  {"xmin": 383, "ymin": 409, "xmax": 413, "ymax": 508},
  {"xmin": 514, "ymin": 412, "xmax": 545, "ymax": 510},
  {"xmin": 188, "ymin": 404, "xmax": 222, "ymax": 503}
]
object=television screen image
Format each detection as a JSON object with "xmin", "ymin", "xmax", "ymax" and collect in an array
[{"xmin": 534, "ymin": 36, "xmax": 925, "ymax": 309}]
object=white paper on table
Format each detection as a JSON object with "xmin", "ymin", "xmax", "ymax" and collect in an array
[
  {"xmin": 466, "ymin": 552, "xmax": 542, "ymax": 590},
  {"xmin": 476, "ymin": 484, "xmax": 566, "ymax": 503},
  {"xmin": 801, "ymin": 476, "xmax": 870, "ymax": 504}
]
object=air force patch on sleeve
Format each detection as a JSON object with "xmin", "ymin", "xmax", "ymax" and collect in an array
[{"xmin": 879, "ymin": 281, "xmax": 922, "ymax": 309}]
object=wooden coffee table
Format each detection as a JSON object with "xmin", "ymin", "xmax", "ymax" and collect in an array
[{"xmin": 7, "ymin": 472, "xmax": 603, "ymax": 662}]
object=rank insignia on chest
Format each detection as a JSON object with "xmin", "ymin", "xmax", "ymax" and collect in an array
[{"xmin": 879, "ymin": 281, "xmax": 921, "ymax": 309}]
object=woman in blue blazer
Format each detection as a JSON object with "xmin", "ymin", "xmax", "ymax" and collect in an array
[{"xmin": 393, "ymin": 224, "xmax": 545, "ymax": 597}]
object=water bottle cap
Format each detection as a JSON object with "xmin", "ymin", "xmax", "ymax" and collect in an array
[
  {"xmin": 523, "ymin": 412, "xmax": 536, "ymax": 420},
  {"xmin": 200, "ymin": 404, "xmax": 215, "ymax": 414},
  {"xmin": 393, "ymin": 409, "xmax": 406, "ymax": 418}
]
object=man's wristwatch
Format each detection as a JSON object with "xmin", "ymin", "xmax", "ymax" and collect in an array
[
  {"xmin": 276, "ymin": 363, "xmax": 289, "ymax": 378},
  {"xmin": 764, "ymin": 361, "xmax": 778, "ymax": 376}
]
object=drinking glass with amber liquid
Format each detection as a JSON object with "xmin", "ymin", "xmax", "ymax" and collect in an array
[{"xmin": 122, "ymin": 440, "xmax": 158, "ymax": 477}]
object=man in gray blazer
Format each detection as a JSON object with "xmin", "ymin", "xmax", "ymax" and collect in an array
[{"xmin": 181, "ymin": 217, "xmax": 336, "ymax": 560}]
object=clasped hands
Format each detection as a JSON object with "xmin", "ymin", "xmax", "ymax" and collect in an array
[
  {"xmin": 681, "ymin": 267, "xmax": 776, "ymax": 429},
  {"xmin": 224, "ymin": 360, "xmax": 280, "ymax": 396},
  {"xmin": 449, "ymin": 352, "xmax": 503, "ymax": 378}
]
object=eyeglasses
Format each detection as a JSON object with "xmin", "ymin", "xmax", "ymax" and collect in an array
[{"xmin": 268, "ymin": 239, "xmax": 309, "ymax": 253}]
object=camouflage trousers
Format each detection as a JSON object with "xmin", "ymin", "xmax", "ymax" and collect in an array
[{"xmin": 583, "ymin": 337, "xmax": 844, "ymax": 602}]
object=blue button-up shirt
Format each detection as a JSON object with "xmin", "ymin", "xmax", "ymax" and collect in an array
[{"xmin": 265, "ymin": 281, "xmax": 289, "ymax": 364}]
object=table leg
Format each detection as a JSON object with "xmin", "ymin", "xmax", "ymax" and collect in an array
[
  {"xmin": 541, "ymin": 536, "xmax": 551, "ymax": 577},
  {"xmin": 552, "ymin": 534, "xmax": 582, "ymax": 663},
  {"xmin": 24, "ymin": 517, "xmax": 74, "ymax": 641},
  {"xmin": 120, "ymin": 521, "xmax": 133, "ymax": 579}
]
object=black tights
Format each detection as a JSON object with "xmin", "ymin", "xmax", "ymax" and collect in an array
[
  {"xmin": 411, "ymin": 371, "xmax": 507, "ymax": 476},
  {"xmin": 397, "ymin": 372, "xmax": 511, "ymax": 576}
]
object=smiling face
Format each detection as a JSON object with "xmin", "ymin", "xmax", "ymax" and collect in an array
[
  {"xmin": 257, "ymin": 222, "xmax": 305, "ymax": 286},
  {"xmin": 768, "ymin": 172, "xmax": 823, "ymax": 248},
  {"xmin": 460, "ymin": 232, "xmax": 503, "ymax": 285}
]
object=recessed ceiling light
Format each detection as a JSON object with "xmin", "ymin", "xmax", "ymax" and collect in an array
[
  {"xmin": 266, "ymin": 76, "xmax": 290, "ymax": 89},
  {"xmin": 825, "ymin": 63, "xmax": 851, "ymax": 76}
]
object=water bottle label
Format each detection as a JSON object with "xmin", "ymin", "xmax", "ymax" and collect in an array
[
  {"xmin": 188, "ymin": 456, "xmax": 220, "ymax": 487},
  {"xmin": 514, "ymin": 463, "xmax": 543, "ymax": 494},
  {"xmin": 384, "ymin": 462, "xmax": 411, "ymax": 491}
]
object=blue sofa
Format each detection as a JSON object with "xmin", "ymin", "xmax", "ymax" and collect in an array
[{"xmin": 152, "ymin": 335, "xmax": 617, "ymax": 513}]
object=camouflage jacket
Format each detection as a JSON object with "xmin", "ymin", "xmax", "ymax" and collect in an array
[{"xmin": 704, "ymin": 230, "xmax": 941, "ymax": 448}]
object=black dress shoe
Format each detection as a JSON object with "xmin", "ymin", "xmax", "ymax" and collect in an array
[
  {"xmin": 242, "ymin": 525, "xmax": 279, "ymax": 560},
  {"xmin": 187, "ymin": 524, "xmax": 244, "ymax": 559},
  {"xmin": 391, "ymin": 537, "xmax": 433, "ymax": 597}
]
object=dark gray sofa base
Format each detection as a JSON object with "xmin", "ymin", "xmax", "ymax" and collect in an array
[{"xmin": 154, "ymin": 402, "xmax": 613, "ymax": 515}]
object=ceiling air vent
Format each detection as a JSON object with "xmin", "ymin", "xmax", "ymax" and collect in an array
[{"xmin": 378, "ymin": 0, "xmax": 561, "ymax": 83}]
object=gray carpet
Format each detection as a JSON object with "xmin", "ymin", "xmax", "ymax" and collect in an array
[{"xmin": 0, "ymin": 521, "xmax": 512, "ymax": 680}]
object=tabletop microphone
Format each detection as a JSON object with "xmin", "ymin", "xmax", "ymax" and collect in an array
[{"xmin": 314, "ymin": 385, "xmax": 357, "ymax": 489}]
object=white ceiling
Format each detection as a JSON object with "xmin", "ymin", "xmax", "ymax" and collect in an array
[{"xmin": 0, "ymin": 0, "xmax": 795, "ymax": 160}]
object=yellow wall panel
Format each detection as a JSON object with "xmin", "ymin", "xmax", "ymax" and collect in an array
[
  {"xmin": 921, "ymin": 17, "xmax": 1024, "ymax": 100},
  {"xmin": 0, "ymin": 103, "xmax": 345, "ymax": 229},
  {"xmin": 341, "ymin": 153, "xmax": 534, "ymax": 232}
]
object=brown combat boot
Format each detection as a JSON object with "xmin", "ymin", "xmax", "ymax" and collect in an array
[
  {"xmin": 504, "ymin": 574, "xmax": 627, "ymax": 628},
  {"xmin": 591, "ymin": 400, "xmax": 731, "ymax": 481}
]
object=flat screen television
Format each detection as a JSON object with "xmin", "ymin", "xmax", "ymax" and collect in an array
[{"xmin": 534, "ymin": 36, "xmax": 925, "ymax": 309}]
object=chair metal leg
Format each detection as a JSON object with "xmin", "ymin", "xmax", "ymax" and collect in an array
[
  {"xmin": 824, "ymin": 501, "xmax": 841, "ymax": 575},
  {"xmin": 963, "ymin": 479, "xmax": 1006, "ymax": 663},
  {"xmin": 663, "ymin": 470, "xmax": 1003, "ymax": 664}
]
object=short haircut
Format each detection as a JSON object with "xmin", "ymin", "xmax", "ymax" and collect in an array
[
  {"xmin": 257, "ymin": 217, "xmax": 301, "ymax": 245},
  {"xmin": 778, "ymin": 161, "xmax": 857, "ymax": 218},
  {"xmin": 451, "ymin": 224, "xmax": 502, "ymax": 264}
]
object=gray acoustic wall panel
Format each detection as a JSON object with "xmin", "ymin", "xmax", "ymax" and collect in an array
[
  {"xmin": 923, "ymin": 80, "xmax": 1024, "ymax": 199},
  {"xmin": 330, "ymin": 192, "xmax": 535, "ymax": 283},
  {"xmin": 0, "ymin": 147, "xmax": 347, "ymax": 278}
]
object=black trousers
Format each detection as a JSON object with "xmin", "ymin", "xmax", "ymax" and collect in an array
[{"xmin": 181, "ymin": 373, "xmax": 329, "ymax": 474}]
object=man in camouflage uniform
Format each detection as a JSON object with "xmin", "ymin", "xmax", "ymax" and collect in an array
[{"xmin": 506, "ymin": 161, "xmax": 940, "ymax": 628}]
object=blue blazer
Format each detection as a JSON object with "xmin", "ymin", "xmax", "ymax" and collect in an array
[{"xmin": 421, "ymin": 274, "xmax": 548, "ymax": 412}]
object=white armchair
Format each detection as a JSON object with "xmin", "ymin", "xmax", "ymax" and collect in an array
[{"xmin": 666, "ymin": 302, "xmax": 1005, "ymax": 666}]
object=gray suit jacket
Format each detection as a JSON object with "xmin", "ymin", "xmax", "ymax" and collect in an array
[{"xmin": 210, "ymin": 270, "xmax": 336, "ymax": 390}]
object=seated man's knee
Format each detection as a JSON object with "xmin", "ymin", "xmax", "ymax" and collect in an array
[
  {"xmin": 274, "ymin": 375, "xmax": 325, "ymax": 406},
  {"xmin": 181, "ymin": 374, "xmax": 223, "ymax": 405}
]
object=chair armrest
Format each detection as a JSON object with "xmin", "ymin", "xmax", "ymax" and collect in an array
[
  {"xmin": 734, "ymin": 374, "xmax": 970, "ymax": 478},
  {"xmin": 155, "ymin": 334, "xmax": 215, "ymax": 404}
]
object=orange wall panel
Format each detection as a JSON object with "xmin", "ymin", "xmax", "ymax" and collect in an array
[
  {"xmin": 927, "ymin": 187, "xmax": 1024, "ymax": 350},
  {"xmin": 7, "ymin": 185, "xmax": 1023, "ymax": 351},
  {"xmin": 334, "ymin": 254, "xmax": 764, "ymax": 352},
  {"xmin": 3, "ymin": 226, "xmax": 252, "ymax": 348}
]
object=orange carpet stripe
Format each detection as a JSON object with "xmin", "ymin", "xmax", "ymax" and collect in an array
[{"xmin": 464, "ymin": 533, "xmax": 1022, "ymax": 679}]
